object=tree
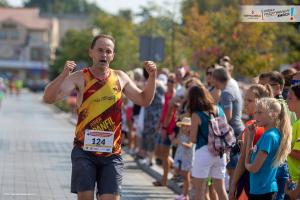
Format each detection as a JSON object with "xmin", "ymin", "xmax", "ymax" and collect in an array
[
  {"xmin": 135, "ymin": 3, "xmax": 190, "ymax": 70},
  {"xmin": 0, "ymin": 0, "xmax": 8, "ymax": 6},
  {"xmin": 181, "ymin": 3, "xmax": 291, "ymax": 77},
  {"xmin": 118, "ymin": 9, "xmax": 133, "ymax": 22},
  {"xmin": 24, "ymin": 0, "xmax": 103, "ymax": 15},
  {"xmin": 182, "ymin": 4, "xmax": 216, "ymax": 69},
  {"xmin": 181, "ymin": 0, "xmax": 239, "ymax": 16}
]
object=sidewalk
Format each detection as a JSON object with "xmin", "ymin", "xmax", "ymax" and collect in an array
[{"xmin": 131, "ymin": 154, "xmax": 182, "ymax": 195}]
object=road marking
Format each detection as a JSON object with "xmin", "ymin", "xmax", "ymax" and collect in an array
[{"xmin": 3, "ymin": 193, "xmax": 37, "ymax": 196}]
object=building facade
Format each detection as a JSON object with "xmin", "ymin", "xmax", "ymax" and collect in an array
[{"xmin": 0, "ymin": 7, "xmax": 59, "ymax": 82}]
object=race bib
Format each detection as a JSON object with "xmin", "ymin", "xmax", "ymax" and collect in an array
[{"xmin": 83, "ymin": 130, "xmax": 114, "ymax": 153}]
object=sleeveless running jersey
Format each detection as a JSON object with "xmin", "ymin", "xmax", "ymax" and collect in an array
[{"xmin": 74, "ymin": 68, "xmax": 122, "ymax": 157}]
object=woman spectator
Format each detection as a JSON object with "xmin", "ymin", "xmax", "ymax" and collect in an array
[
  {"xmin": 189, "ymin": 84, "xmax": 228, "ymax": 200},
  {"xmin": 153, "ymin": 73, "xmax": 177, "ymax": 186}
]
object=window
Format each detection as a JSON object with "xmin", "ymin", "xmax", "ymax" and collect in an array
[
  {"xmin": 30, "ymin": 47, "xmax": 44, "ymax": 61},
  {"xmin": 0, "ymin": 31, "xmax": 7, "ymax": 39},
  {"xmin": 1, "ymin": 23, "xmax": 18, "ymax": 40},
  {"xmin": 10, "ymin": 31, "xmax": 19, "ymax": 40},
  {"xmin": 2, "ymin": 23, "xmax": 16, "ymax": 29},
  {"xmin": 30, "ymin": 31, "xmax": 43, "ymax": 44}
]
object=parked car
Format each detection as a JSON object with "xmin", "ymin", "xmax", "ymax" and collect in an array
[{"xmin": 26, "ymin": 79, "xmax": 48, "ymax": 92}]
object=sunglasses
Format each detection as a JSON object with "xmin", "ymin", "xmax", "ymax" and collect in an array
[
  {"xmin": 291, "ymin": 79, "xmax": 300, "ymax": 86},
  {"xmin": 206, "ymin": 71, "xmax": 213, "ymax": 75}
]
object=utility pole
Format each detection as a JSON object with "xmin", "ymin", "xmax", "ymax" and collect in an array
[
  {"xmin": 171, "ymin": 19, "xmax": 176, "ymax": 71},
  {"xmin": 171, "ymin": 0, "xmax": 179, "ymax": 71}
]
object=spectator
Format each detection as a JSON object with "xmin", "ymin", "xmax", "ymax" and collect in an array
[
  {"xmin": 153, "ymin": 73, "xmax": 177, "ymax": 187},
  {"xmin": 139, "ymin": 69, "xmax": 165, "ymax": 166},
  {"xmin": 245, "ymin": 98, "xmax": 292, "ymax": 200},
  {"xmin": 263, "ymin": 71, "xmax": 297, "ymax": 200},
  {"xmin": 173, "ymin": 117, "xmax": 194, "ymax": 200},
  {"xmin": 212, "ymin": 67, "xmax": 245, "ymax": 185},
  {"xmin": 229, "ymin": 84, "xmax": 273, "ymax": 200},
  {"xmin": 189, "ymin": 84, "xmax": 228, "ymax": 200}
]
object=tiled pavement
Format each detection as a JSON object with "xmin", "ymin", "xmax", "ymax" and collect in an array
[{"xmin": 0, "ymin": 91, "xmax": 177, "ymax": 200}]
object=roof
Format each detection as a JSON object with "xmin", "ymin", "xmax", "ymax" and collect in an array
[{"xmin": 0, "ymin": 7, "xmax": 51, "ymax": 30}]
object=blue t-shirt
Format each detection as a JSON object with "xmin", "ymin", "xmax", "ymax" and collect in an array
[
  {"xmin": 195, "ymin": 105, "xmax": 225, "ymax": 150},
  {"xmin": 250, "ymin": 128, "xmax": 281, "ymax": 194}
]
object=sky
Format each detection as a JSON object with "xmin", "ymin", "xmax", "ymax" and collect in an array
[{"xmin": 7, "ymin": 0, "xmax": 182, "ymax": 20}]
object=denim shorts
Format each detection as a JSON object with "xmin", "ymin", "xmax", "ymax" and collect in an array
[{"xmin": 71, "ymin": 146, "xmax": 123, "ymax": 196}]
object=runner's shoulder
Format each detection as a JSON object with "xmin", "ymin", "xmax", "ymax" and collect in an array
[
  {"xmin": 113, "ymin": 70, "xmax": 130, "ymax": 81},
  {"xmin": 113, "ymin": 69, "xmax": 126, "ymax": 76}
]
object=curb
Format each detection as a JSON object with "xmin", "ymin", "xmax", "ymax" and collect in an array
[{"xmin": 136, "ymin": 160, "xmax": 182, "ymax": 195}]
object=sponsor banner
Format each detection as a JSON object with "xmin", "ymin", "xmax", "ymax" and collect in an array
[{"xmin": 240, "ymin": 6, "xmax": 300, "ymax": 22}]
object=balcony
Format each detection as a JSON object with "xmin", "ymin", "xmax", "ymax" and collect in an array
[{"xmin": 0, "ymin": 59, "xmax": 48, "ymax": 70}]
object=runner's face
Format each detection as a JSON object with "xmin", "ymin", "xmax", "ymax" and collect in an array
[
  {"xmin": 244, "ymin": 90, "xmax": 256, "ymax": 116},
  {"xmin": 89, "ymin": 38, "xmax": 115, "ymax": 68}
]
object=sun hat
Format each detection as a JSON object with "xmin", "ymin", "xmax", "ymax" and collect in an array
[{"xmin": 176, "ymin": 117, "xmax": 191, "ymax": 127}]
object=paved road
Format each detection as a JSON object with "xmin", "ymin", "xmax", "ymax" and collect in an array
[{"xmin": 0, "ymin": 91, "xmax": 177, "ymax": 200}]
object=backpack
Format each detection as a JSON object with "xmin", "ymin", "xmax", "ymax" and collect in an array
[{"xmin": 207, "ymin": 108, "xmax": 236, "ymax": 158}]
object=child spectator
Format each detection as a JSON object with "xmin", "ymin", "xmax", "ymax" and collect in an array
[
  {"xmin": 245, "ymin": 98, "xmax": 292, "ymax": 200},
  {"xmin": 173, "ymin": 117, "xmax": 194, "ymax": 200},
  {"xmin": 229, "ymin": 84, "xmax": 273, "ymax": 200}
]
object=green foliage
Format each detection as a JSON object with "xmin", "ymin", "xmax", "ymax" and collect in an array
[
  {"xmin": 49, "ymin": 29, "xmax": 92, "ymax": 80},
  {"xmin": 0, "ymin": 0, "xmax": 8, "ymax": 6},
  {"xmin": 118, "ymin": 9, "xmax": 133, "ymax": 22},
  {"xmin": 135, "ymin": 4, "xmax": 189, "ymax": 70},
  {"xmin": 47, "ymin": 0, "xmax": 300, "ymax": 79},
  {"xmin": 181, "ymin": 0, "xmax": 239, "ymax": 16},
  {"xmin": 180, "ymin": 1, "xmax": 300, "ymax": 77},
  {"xmin": 24, "ymin": 0, "xmax": 103, "ymax": 14}
]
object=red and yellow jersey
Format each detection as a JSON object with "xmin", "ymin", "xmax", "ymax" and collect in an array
[{"xmin": 74, "ymin": 67, "xmax": 122, "ymax": 157}]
